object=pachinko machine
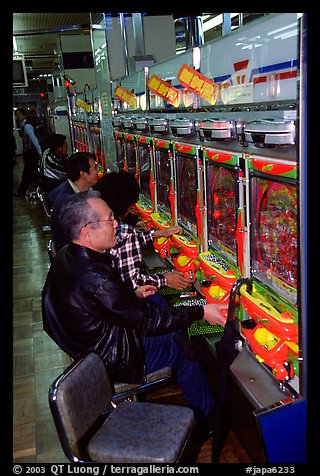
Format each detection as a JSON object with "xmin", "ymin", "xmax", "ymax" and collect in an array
[
  {"xmin": 113, "ymin": 130, "xmax": 125, "ymax": 172},
  {"xmin": 240, "ymin": 153, "xmax": 299, "ymax": 384},
  {"xmin": 123, "ymin": 132, "xmax": 138, "ymax": 177},
  {"xmin": 130, "ymin": 134, "xmax": 155, "ymax": 224},
  {"xmin": 199, "ymin": 147, "xmax": 243, "ymax": 308},
  {"xmin": 169, "ymin": 142, "xmax": 204, "ymax": 282},
  {"xmin": 150, "ymin": 138, "xmax": 176, "ymax": 258}
]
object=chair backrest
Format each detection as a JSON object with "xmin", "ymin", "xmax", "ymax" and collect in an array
[
  {"xmin": 49, "ymin": 352, "xmax": 113, "ymax": 462},
  {"xmin": 47, "ymin": 239, "xmax": 57, "ymax": 262},
  {"xmin": 36, "ymin": 186, "xmax": 52, "ymax": 218}
]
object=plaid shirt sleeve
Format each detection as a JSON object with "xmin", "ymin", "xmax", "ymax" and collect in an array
[
  {"xmin": 137, "ymin": 229, "xmax": 153, "ymax": 247},
  {"xmin": 109, "ymin": 223, "xmax": 166, "ymax": 290}
]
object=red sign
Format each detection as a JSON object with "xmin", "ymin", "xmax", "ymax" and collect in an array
[
  {"xmin": 178, "ymin": 63, "xmax": 219, "ymax": 105},
  {"xmin": 114, "ymin": 85, "xmax": 137, "ymax": 109},
  {"xmin": 148, "ymin": 74, "xmax": 181, "ymax": 107}
]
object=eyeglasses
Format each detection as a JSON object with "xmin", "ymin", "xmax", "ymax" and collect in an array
[{"xmin": 82, "ymin": 214, "xmax": 115, "ymax": 228}]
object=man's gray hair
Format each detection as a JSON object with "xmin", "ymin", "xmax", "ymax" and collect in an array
[{"xmin": 59, "ymin": 190, "xmax": 101, "ymax": 241}]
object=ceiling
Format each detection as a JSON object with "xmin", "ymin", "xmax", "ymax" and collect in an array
[
  {"xmin": 13, "ymin": 13, "xmax": 92, "ymax": 79},
  {"xmin": 13, "ymin": 12, "xmax": 265, "ymax": 83},
  {"xmin": 12, "ymin": 12, "xmax": 213, "ymax": 81}
]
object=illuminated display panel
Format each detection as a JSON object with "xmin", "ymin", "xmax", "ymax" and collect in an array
[
  {"xmin": 137, "ymin": 143, "xmax": 152, "ymax": 204},
  {"xmin": 175, "ymin": 153, "xmax": 198, "ymax": 237},
  {"xmin": 155, "ymin": 147, "xmax": 171, "ymax": 218},
  {"xmin": 205, "ymin": 162, "xmax": 237, "ymax": 264},
  {"xmin": 115, "ymin": 138, "xmax": 125, "ymax": 171},
  {"xmin": 250, "ymin": 176, "xmax": 298, "ymax": 304},
  {"xmin": 125, "ymin": 141, "xmax": 136, "ymax": 175}
]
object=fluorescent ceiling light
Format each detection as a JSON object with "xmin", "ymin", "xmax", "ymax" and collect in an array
[
  {"xmin": 273, "ymin": 29, "xmax": 297, "ymax": 40},
  {"xmin": 267, "ymin": 22, "xmax": 297, "ymax": 36},
  {"xmin": 203, "ymin": 13, "xmax": 239, "ymax": 32}
]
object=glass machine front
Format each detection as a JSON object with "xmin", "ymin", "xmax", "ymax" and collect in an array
[
  {"xmin": 205, "ymin": 162, "xmax": 238, "ymax": 264},
  {"xmin": 114, "ymin": 132, "xmax": 125, "ymax": 172},
  {"xmin": 124, "ymin": 134, "xmax": 137, "ymax": 177},
  {"xmin": 137, "ymin": 139, "xmax": 153, "ymax": 209},
  {"xmin": 175, "ymin": 153, "xmax": 198, "ymax": 238},
  {"xmin": 154, "ymin": 145, "xmax": 172, "ymax": 222},
  {"xmin": 240, "ymin": 166, "xmax": 300, "ymax": 386},
  {"xmin": 250, "ymin": 175, "xmax": 298, "ymax": 306}
]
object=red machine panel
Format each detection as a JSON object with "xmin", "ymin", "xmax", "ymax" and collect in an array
[{"xmin": 240, "ymin": 155, "xmax": 299, "ymax": 384}]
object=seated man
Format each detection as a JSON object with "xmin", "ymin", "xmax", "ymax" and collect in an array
[
  {"xmin": 49, "ymin": 151, "xmax": 99, "ymax": 251},
  {"xmin": 39, "ymin": 133, "xmax": 69, "ymax": 196},
  {"xmin": 41, "ymin": 192, "xmax": 227, "ymax": 436},
  {"xmin": 94, "ymin": 171, "xmax": 190, "ymax": 294}
]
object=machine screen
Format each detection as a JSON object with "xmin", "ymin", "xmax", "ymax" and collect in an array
[
  {"xmin": 251, "ymin": 177, "xmax": 298, "ymax": 303},
  {"xmin": 206, "ymin": 162, "xmax": 237, "ymax": 263},
  {"xmin": 115, "ymin": 138, "xmax": 124, "ymax": 172},
  {"xmin": 125, "ymin": 141, "xmax": 136, "ymax": 175},
  {"xmin": 138, "ymin": 144, "xmax": 152, "ymax": 202},
  {"xmin": 155, "ymin": 148, "xmax": 171, "ymax": 216},
  {"xmin": 176, "ymin": 153, "xmax": 198, "ymax": 237}
]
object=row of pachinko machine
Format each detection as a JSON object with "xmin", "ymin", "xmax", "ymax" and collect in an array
[
  {"xmin": 66, "ymin": 12, "xmax": 307, "ymax": 463},
  {"xmin": 70, "ymin": 109, "xmax": 106, "ymax": 179},
  {"xmin": 112, "ymin": 110, "xmax": 305, "ymax": 463}
]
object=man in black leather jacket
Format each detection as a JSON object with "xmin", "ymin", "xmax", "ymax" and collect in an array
[{"xmin": 42, "ymin": 192, "xmax": 227, "ymax": 423}]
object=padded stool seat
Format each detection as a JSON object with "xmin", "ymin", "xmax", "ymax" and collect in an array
[
  {"xmin": 49, "ymin": 352, "xmax": 195, "ymax": 463},
  {"xmin": 88, "ymin": 400, "xmax": 194, "ymax": 463}
]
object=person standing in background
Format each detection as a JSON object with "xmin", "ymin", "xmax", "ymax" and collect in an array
[
  {"xmin": 13, "ymin": 134, "xmax": 17, "ymax": 168},
  {"xmin": 14, "ymin": 108, "xmax": 42, "ymax": 197}
]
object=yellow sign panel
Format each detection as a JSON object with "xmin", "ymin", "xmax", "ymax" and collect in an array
[
  {"xmin": 75, "ymin": 98, "xmax": 91, "ymax": 113},
  {"xmin": 114, "ymin": 85, "xmax": 138, "ymax": 109},
  {"xmin": 148, "ymin": 74, "xmax": 180, "ymax": 107},
  {"xmin": 178, "ymin": 64, "xmax": 219, "ymax": 105}
]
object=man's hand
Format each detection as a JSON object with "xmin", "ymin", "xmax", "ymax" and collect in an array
[
  {"xmin": 165, "ymin": 271, "xmax": 191, "ymax": 290},
  {"xmin": 135, "ymin": 220, "xmax": 150, "ymax": 232},
  {"xmin": 203, "ymin": 303, "xmax": 229, "ymax": 327},
  {"xmin": 135, "ymin": 285, "xmax": 158, "ymax": 299},
  {"xmin": 154, "ymin": 226, "xmax": 182, "ymax": 239}
]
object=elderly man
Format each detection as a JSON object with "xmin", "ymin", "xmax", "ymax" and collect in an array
[{"xmin": 42, "ymin": 192, "xmax": 227, "ymax": 438}]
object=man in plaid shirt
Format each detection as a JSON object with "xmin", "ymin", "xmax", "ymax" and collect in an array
[
  {"xmin": 95, "ymin": 172, "xmax": 190, "ymax": 293},
  {"xmin": 109, "ymin": 221, "xmax": 189, "ymax": 291}
]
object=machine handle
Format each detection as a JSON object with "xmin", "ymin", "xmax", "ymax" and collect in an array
[{"xmin": 227, "ymin": 277, "xmax": 252, "ymax": 322}]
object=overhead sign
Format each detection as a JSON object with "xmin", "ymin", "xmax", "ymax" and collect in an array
[
  {"xmin": 148, "ymin": 74, "xmax": 181, "ymax": 107},
  {"xmin": 177, "ymin": 63, "xmax": 219, "ymax": 105},
  {"xmin": 114, "ymin": 85, "xmax": 138, "ymax": 109},
  {"xmin": 75, "ymin": 98, "xmax": 91, "ymax": 112}
]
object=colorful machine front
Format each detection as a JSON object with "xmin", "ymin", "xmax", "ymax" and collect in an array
[
  {"xmin": 88, "ymin": 119, "xmax": 105, "ymax": 178},
  {"xmin": 123, "ymin": 132, "xmax": 138, "ymax": 177},
  {"xmin": 131, "ymin": 134, "xmax": 155, "ymax": 224},
  {"xmin": 240, "ymin": 154, "xmax": 299, "ymax": 384},
  {"xmin": 150, "ymin": 139, "xmax": 175, "ymax": 257},
  {"xmin": 170, "ymin": 142, "xmax": 203, "ymax": 282},
  {"xmin": 113, "ymin": 130, "xmax": 125, "ymax": 172},
  {"xmin": 199, "ymin": 147, "xmax": 242, "ymax": 306}
]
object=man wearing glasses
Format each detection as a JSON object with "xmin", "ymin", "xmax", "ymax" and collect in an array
[{"xmin": 42, "ymin": 192, "xmax": 228, "ymax": 440}]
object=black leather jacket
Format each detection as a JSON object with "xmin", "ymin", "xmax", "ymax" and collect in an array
[{"xmin": 42, "ymin": 243, "xmax": 204, "ymax": 383}]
